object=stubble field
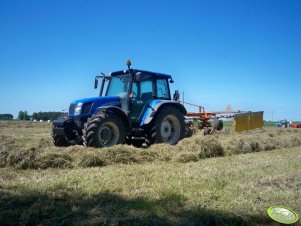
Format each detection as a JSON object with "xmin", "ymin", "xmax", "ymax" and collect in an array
[{"xmin": 0, "ymin": 121, "xmax": 301, "ymax": 225}]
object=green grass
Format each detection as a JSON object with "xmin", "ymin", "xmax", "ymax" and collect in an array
[
  {"xmin": 1, "ymin": 148, "xmax": 300, "ymax": 225},
  {"xmin": 0, "ymin": 121, "xmax": 301, "ymax": 225}
]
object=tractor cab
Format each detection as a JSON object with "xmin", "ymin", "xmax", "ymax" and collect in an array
[
  {"xmin": 130, "ymin": 72, "xmax": 171, "ymax": 124},
  {"xmin": 95, "ymin": 61, "xmax": 174, "ymax": 125}
]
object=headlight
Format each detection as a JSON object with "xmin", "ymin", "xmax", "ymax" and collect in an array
[{"xmin": 74, "ymin": 103, "xmax": 82, "ymax": 115}]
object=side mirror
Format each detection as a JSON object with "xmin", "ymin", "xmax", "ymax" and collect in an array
[
  {"xmin": 94, "ymin": 79, "xmax": 98, "ymax": 89},
  {"xmin": 173, "ymin": 90, "xmax": 180, "ymax": 101},
  {"xmin": 135, "ymin": 72, "xmax": 142, "ymax": 83}
]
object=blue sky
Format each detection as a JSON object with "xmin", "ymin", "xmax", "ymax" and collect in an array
[{"xmin": 0, "ymin": 0, "xmax": 300, "ymax": 120}]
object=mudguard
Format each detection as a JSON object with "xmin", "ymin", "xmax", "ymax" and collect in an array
[
  {"xmin": 140, "ymin": 100, "xmax": 187, "ymax": 126},
  {"xmin": 95, "ymin": 106, "xmax": 132, "ymax": 134}
]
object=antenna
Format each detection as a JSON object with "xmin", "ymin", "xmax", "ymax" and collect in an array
[{"xmin": 126, "ymin": 59, "xmax": 131, "ymax": 70}]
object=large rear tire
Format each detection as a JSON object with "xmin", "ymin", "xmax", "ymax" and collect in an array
[
  {"xmin": 147, "ymin": 106, "xmax": 185, "ymax": 145},
  {"xmin": 82, "ymin": 112, "xmax": 126, "ymax": 148}
]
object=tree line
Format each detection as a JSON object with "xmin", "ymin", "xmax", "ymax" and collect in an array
[
  {"xmin": 0, "ymin": 114, "xmax": 14, "ymax": 120},
  {"xmin": 17, "ymin": 111, "xmax": 66, "ymax": 121},
  {"xmin": 32, "ymin": 112, "xmax": 66, "ymax": 121}
]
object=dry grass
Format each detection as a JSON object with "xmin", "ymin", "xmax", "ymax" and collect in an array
[
  {"xmin": 78, "ymin": 153, "xmax": 107, "ymax": 167},
  {"xmin": 34, "ymin": 152, "xmax": 73, "ymax": 169},
  {"xmin": 1, "ymin": 121, "xmax": 301, "ymax": 170},
  {"xmin": 0, "ymin": 121, "xmax": 301, "ymax": 225},
  {"xmin": 1, "ymin": 147, "xmax": 300, "ymax": 225},
  {"xmin": 7, "ymin": 147, "xmax": 36, "ymax": 169}
]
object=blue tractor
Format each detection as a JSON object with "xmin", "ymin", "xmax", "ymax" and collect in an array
[{"xmin": 52, "ymin": 61, "xmax": 188, "ymax": 148}]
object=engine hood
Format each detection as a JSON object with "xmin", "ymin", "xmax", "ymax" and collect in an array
[
  {"xmin": 72, "ymin": 96, "xmax": 120, "ymax": 105},
  {"xmin": 69, "ymin": 96, "xmax": 121, "ymax": 116}
]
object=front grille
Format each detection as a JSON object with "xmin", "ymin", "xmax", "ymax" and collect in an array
[
  {"xmin": 82, "ymin": 103, "xmax": 93, "ymax": 114},
  {"xmin": 69, "ymin": 103, "xmax": 76, "ymax": 115}
]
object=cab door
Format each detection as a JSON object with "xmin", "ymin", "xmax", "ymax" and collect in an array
[{"xmin": 130, "ymin": 75, "xmax": 154, "ymax": 124}]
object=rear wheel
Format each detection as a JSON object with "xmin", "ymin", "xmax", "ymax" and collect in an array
[
  {"xmin": 82, "ymin": 112, "xmax": 126, "ymax": 147},
  {"xmin": 147, "ymin": 107, "xmax": 185, "ymax": 145}
]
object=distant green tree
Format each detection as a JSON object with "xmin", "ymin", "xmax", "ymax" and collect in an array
[
  {"xmin": 32, "ymin": 112, "xmax": 37, "ymax": 120},
  {"xmin": 18, "ymin": 111, "xmax": 30, "ymax": 120},
  {"xmin": 24, "ymin": 111, "xmax": 30, "ymax": 120},
  {"xmin": 18, "ymin": 111, "xmax": 24, "ymax": 120},
  {"xmin": 0, "ymin": 114, "xmax": 13, "ymax": 120}
]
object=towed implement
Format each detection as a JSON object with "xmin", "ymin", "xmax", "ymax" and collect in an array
[
  {"xmin": 289, "ymin": 123, "xmax": 301, "ymax": 128},
  {"xmin": 185, "ymin": 106, "xmax": 263, "ymax": 135}
]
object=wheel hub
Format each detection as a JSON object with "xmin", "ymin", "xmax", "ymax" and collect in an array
[
  {"xmin": 160, "ymin": 115, "xmax": 181, "ymax": 144},
  {"xmin": 100, "ymin": 127, "xmax": 112, "ymax": 141},
  {"xmin": 161, "ymin": 120, "xmax": 172, "ymax": 139},
  {"xmin": 97, "ymin": 122, "xmax": 119, "ymax": 146}
]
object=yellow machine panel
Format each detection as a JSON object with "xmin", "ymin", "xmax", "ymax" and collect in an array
[{"xmin": 234, "ymin": 111, "xmax": 264, "ymax": 132}]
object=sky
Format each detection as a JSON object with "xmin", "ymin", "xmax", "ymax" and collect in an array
[{"xmin": 0, "ymin": 0, "xmax": 300, "ymax": 121}]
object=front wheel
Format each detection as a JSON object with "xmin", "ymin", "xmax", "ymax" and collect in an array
[
  {"xmin": 82, "ymin": 112, "xmax": 126, "ymax": 148},
  {"xmin": 52, "ymin": 126, "xmax": 71, "ymax": 147},
  {"xmin": 147, "ymin": 107, "xmax": 185, "ymax": 145}
]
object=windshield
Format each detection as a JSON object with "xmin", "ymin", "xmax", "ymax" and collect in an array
[{"xmin": 106, "ymin": 74, "xmax": 131, "ymax": 96}]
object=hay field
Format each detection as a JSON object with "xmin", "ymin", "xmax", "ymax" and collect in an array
[{"xmin": 0, "ymin": 121, "xmax": 301, "ymax": 225}]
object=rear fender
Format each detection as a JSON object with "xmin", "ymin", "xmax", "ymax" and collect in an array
[
  {"xmin": 95, "ymin": 106, "xmax": 132, "ymax": 134},
  {"xmin": 140, "ymin": 100, "xmax": 187, "ymax": 126}
]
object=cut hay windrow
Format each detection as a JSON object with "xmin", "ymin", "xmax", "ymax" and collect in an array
[{"xmin": 1, "ymin": 121, "xmax": 301, "ymax": 170}]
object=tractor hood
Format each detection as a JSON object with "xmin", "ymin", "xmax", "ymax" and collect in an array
[{"xmin": 69, "ymin": 96, "xmax": 121, "ymax": 116}]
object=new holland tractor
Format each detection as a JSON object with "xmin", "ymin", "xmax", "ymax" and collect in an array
[{"xmin": 52, "ymin": 61, "xmax": 188, "ymax": 148}]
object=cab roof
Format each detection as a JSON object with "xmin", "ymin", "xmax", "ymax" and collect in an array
[{"xmin": 110, "ymin": 69, "xmax": 172, "ymax": 79}]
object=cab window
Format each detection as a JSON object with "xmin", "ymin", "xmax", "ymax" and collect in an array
[{"xmin": 156, "ymin": 78, "xmax": 170, "ymax": 99}]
